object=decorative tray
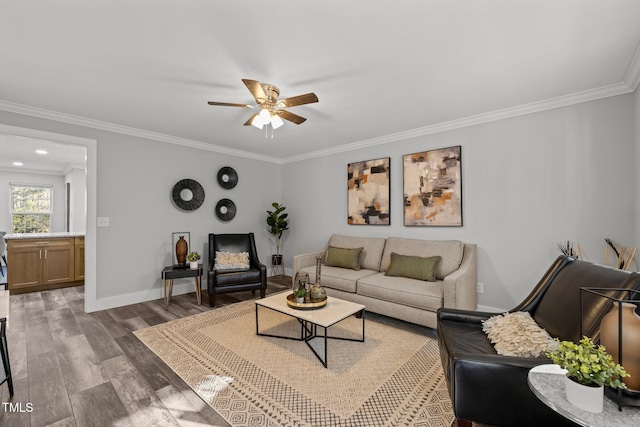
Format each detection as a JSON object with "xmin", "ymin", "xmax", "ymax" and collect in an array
[{"xmin": 286, "ymin": 294, "xmax": 327, "ymax": 310}]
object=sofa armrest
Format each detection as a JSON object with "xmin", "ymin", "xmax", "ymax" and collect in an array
[
  {"xmin": 292, "ymin": 249, "xmax": 326, "ymax": 286},
  {"xmin": 437, "ymin": 307, "xmax": 493, "ymax": 325},
  {"xmin": 443, "ymin": 243, "xmax": 477, "ymax": 310}
]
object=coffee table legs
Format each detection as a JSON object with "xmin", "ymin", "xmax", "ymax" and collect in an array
[{"xmin": 255, "ymin": 306, "xmax": 366, "ymax": 368}]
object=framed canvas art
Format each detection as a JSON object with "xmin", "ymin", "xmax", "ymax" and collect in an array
[
  {"xmin": 403, "ymin": 146, "xmax": 462, "ymax": 226},
  {"xmin": 348, "ymin": 157, "xmax": 390, "ymax": 225}
]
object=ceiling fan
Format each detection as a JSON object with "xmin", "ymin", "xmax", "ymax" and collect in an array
[{"xmin": 207, "ymin": 79, "xmax": 318, "ymax": 130}]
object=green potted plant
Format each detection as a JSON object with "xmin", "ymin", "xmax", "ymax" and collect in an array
[
  {"xmin": 546, "ymin": 336, "xmax": 628, "ymax": 413},
  {"xmin": 293, "ymin": 281, "xmax": 307, "ymax": 303},
  {"xmin": 187, "ymin": 252, "xmax": 201, "ymax": 269},
  {"xmin": 266, "ymin": 202, "xmax": 289, "ymax": 268}
]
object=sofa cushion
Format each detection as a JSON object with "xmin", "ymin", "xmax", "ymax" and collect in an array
[
  {"xmin": 385, "ymin": 253, "xmax": 441, "ymax": 281},
  {"xmin": 325, "ymin": 246, "xmax": 363, "ymax": 270},
  {"xmin": 357, "ymin": 273, "xmax": 444, "ymax": 311},
  {"xmin": 380, "ymin": 238, "xmax": 464, "ymax": 280},
  {"xmin": 298, "ymin": 265, "xmax": 378, "ymax": 293},
  {"xmin": 327, "ymin": 234, "xmax": 387, "ymax": 271}
]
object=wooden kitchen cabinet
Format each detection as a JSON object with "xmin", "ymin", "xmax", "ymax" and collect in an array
[
  {"xmin": 7, "ymin": 237, "xmax": 82, "ymax": 294},
  {"xmin": 74, "ymin": 236, "xmax": 85, "ymax": 280}
]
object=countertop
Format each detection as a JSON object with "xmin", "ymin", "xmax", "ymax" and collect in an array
[{"xmin": 4, "ymin": 232, "xmax": 85, "ymax": 240}]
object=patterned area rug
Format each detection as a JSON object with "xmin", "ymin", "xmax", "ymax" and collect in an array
[{"xmin": 134, "ymin": 297, "xmax": 454, "ymax": 427}]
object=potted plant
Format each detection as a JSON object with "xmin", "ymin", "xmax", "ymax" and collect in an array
[
  {"xmin": 293, "ymin": 281, "xmax": 307, "ymax": 303},
  {"xmin": 546, "ymin": 336, "xmax": 628, "ymax": 413},
  {"xmin": 266, "ymin": 202, "xmax": 289, "ymax": 268},
  {"xmin": 186, "ymin": 252, "xmax": 201, "ymax": 269}
]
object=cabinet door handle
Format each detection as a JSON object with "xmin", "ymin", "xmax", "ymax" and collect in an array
[
  {"xmin": 44, "ymin": 250, "xmax": 47, "ymax": 259},
  {"xmin": 39, "ymin": 250, "xmax": 42, "ymax": 259}
]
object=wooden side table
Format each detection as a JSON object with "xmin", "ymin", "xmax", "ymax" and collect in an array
[{"xmin": 161, "ymin": 264, "xmax": 202, "ymax": 309}]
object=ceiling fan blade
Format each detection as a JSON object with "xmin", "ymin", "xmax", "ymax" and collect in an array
[
  {"xmin": 208, "ymin": 101, "xmax": 254, "ymax": 108},
  {"xmin": 242, "ymin": 79, "xmax": 267, "ymax": 103},
  {"xmin": 243, "ymin": 113, "xmax": 259, "ymax": 126},
  {"xmin": 276, "ymin": 92, "xmax": 319, "ymax": 108},
  {"xmin": 277, "ymin": 109, "xmax": 307, "ymax": 124}
]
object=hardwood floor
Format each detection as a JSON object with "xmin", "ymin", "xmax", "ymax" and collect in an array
[{"xmin": 0, "ymin": 277, "xmax": 290, "ymax": 427}]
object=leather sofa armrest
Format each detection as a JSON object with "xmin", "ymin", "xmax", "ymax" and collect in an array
[
  {"xmin": 443, "ymin": 243, "xmax": 477, "ymax": 310},
  {"xmin": 292, "ymin": 249, "xmax": 326, "ymax": 286},
  {"xmin": 437, "ymin": 307, "xmax": 494, "ymax": 324}
]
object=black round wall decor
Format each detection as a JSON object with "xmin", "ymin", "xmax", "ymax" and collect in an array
[
  {"xmin": 217, "ymin": 166, "xmax": 238, "ymax": 189},
  {"xmin": 172, "ymin": 179, "xmax": 205, "ymax": 211},
  {"xmin": 215, "ymin": 198, "xmax": 236, "ymax": 221}
]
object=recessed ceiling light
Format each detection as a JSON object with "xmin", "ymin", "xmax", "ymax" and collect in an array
[
  {"xmin": 13, "ymin": 162, "xmax": 23, "ymax": 166},
  {"xmin": 36, "ymin": 149, "xmax": 48, "ymax": 155}
]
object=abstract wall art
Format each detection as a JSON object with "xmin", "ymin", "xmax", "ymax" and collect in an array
[
  {"xmin": 403, "ymin": 146, "xmax": 462, "ymax": 226},
  {"xmin": 348, "ymin": 157, "xmax": 390, "ymax": 225}
]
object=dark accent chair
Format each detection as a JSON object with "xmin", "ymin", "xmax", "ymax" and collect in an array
[
  {"xmin": 437, "ymin": 256, "xmax": 640, "ymax": 427},
  {"xmin": 207, "ymin": 233, "xmax": 267, "ymax": 307}
]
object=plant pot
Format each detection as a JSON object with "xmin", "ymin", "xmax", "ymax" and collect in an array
[
  {"xmin": 296, "ymin": 297, "xmax": 305, "ymax": 304},
  {"xmin": 564, "ymin": 374, "xmax": 603, "ymax": 413},
  {"xmin": 271, "ymin": 254, "xmax": 283, "ymax": 266},
  {"xmin": 190, "ymin": 261, "xmax": 198, "ymax": 269}
]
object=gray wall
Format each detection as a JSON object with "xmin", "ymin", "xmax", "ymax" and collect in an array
[
  {"xmin": 0, "ymin": 92, "xmax": 637, "ymax": 312},
  {"xmin": 281, "ymin": 94, "xmax": 636, "ymax": 311},
  {"xmin": 0, "ymin": 170, "xmax": 66, "ymax": 233},
  {"xmin": 0, "ymin": 110, "xmax": 281, "ymax": 309}
]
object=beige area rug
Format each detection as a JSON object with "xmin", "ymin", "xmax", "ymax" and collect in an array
[{"xmin": 134, "ymin": 297, "xmax": 454, "ymax": 427}]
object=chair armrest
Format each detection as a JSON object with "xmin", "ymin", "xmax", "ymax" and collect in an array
[
  {"xmin": 292, "ymin": 249, "xmax": 326, "ymax": 286},
  {"xmin": 443, "ymin": 243, "xmax": 477, "ymax": 310},
  {"xmin": 437, "ymin": 307, "xmax": 494, "ymax": 325}
]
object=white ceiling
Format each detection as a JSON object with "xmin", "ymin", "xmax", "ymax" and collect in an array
[{"xmin": 1, "ymin": 1, "xmax": 639, "ymax": 164}]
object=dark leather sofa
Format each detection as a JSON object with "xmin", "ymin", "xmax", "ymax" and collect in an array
[
  {"xmin": 207, "ymin": 233, "xmax": 267, "ymax": 307},
  {"xmin": 437, "ymin": 256, "xmax": 640, "ymax": 427}
]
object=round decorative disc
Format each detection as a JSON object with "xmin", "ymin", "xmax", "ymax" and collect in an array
[
  {"xmin": 217, "ymin": 166, "xmax": 238, "ymax": 189},
  {"xmin": 172, "ymin": 179, "xmax": 205, "ymax": 211},
  {"xmin": 215, "ymin": 198, "xmax": 236, "ymax": 221}
]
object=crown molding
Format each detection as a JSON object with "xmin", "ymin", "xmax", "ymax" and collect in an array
[
  {"xmin": 281, "ymin": 81, "xmax": 637, "ymax": 164},
  {"xmin": 1, "ymin": 71, "xmax": 638, "ymax": 167},
  {"xmin": 0, "ymin": 165, "xmax": 63, "ymax": 176},
  {"xmin": 0, "ymin": 100, "xmax": 282, "ymax": 164}
]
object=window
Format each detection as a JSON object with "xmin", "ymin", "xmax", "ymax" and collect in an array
[{"xmin": 10, "ymin": 184, "xmax": 52, "ymax": 233}]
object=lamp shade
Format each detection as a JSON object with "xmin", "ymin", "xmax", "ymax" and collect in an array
[{"xmin": 271, "ymin": 114, "xmax": 284, "ymax": 129}]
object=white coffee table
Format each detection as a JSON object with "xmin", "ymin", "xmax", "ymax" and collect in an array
[{"xmin": 255, "ymin": 293, "xmax": 365, "ymax": 368}]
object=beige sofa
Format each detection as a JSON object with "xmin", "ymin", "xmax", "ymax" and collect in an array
[{"xmin": 292, "ymin": 234, "xmax": 477, "ymax": 329}]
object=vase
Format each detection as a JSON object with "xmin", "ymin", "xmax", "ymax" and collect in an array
[
  {"xmin": 190, "ymin": 261, "xmax": 198, "ymax": 269},
  {"xmin": 176, "ymin": 236, "xmax": 188, "ymax": 265},
  {"xmin": 309, "ymin": 256, "xmax": 327, "ymax": 303},
  {"xmin": 600, "ymin": 302, "xmax": 640, "ymax": 391},
  {"xmin": 564, "ymin": 374, "xmax": 603, "ymax": 413}
]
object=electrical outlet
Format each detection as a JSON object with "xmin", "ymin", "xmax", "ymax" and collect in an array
[{"xmin": 477, "ymin": 282, "xmax": 484, "ymax": 294}]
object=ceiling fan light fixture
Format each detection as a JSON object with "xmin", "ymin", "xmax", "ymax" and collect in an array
[
  {"xmin": 258, "ymin": 108, "xmax": 271, "ymax": 122},
  {"xmin": 250, "ymin": 115, "xmax": 264, "ymax": 129},
  {"xmin": 271, "ymin": 114, "xmax": 284, "ymax": 129}
]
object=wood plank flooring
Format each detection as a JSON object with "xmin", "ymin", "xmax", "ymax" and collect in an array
[
  {"xmin": 0, "ymin": 276, "xmax": 490, "ymax": 427},
  {"xmin": 0, "ymin": 277, "xmax": 290, "ymax": 427}
]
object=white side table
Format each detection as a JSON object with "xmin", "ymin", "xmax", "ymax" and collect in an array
[{"xmin": 528, "ymin": 364, "xmax": 640, "ymax": 427}]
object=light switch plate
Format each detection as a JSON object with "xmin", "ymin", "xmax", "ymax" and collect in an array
[{"xmin": 97, "ymin": 217, "xmax": 110, "ymax": 227}]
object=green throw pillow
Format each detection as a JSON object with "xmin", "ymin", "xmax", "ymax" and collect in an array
[
  {"xmin": 324, "ymin": 246, "xmax": 363, "ymax": 270},
  {"xmin": 385, "ymin": 253, "xmax": 441, "ymax": 281}
]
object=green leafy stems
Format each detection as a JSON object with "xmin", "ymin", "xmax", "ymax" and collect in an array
[
  {"xmin": 546, "ymin": 336, "xmax": 629, "ymax": 388},
  {"xmin": 186, "ymin": 252, "xmax": 201, "ymax": 262},
  {"xmin": 266, "ymin": 202, "xmax": 289, "ymax": 255}
]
